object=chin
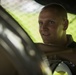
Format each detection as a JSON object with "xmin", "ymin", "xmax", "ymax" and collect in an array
[{"xmin": 44, "ymin": 40, "xmax": 50, "ymax": 44}]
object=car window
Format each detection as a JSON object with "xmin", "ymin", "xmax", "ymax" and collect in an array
[{"xmin": 1, "ymin": 0, "xmax": 76, "ymax": 43}]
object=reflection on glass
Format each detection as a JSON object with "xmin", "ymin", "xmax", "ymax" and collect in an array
[
  {"xmin": 0, "ymin": 23, "xmax": 3, "ymax": 34},
  {"xmin": 40, "ymin": 57, "xmax": 52, "ymax": 75},
  {"xmin": 3, "ymin": 28, "xmax": 24, "ymax": 51}
]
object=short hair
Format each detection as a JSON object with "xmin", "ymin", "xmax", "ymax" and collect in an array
[{"xmin": 41, "ymin": 3, "xmax": 67, "ymax": 19}]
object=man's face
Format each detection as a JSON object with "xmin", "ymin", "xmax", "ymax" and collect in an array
[{"xmin": 38, "ymin": 9, "xmax": 67, "ymax": 44}]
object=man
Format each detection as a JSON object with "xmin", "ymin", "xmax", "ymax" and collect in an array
[
  {"xmin": 36, "ymin": 3, "xmax": 76, "ymax": 74},
  {"xmin": 39, "ymin": 3, "xmax": 68, "ymax": 46}
]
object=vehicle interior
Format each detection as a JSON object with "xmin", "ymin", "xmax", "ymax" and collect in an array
[{"xmin": 0, "ymin": 0, "xmax": 76, "ymax": 75}]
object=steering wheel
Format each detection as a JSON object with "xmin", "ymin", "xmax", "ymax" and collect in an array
[{"xmin": 0, "ymin": 6, "xmax": 52, "ymax": 75}]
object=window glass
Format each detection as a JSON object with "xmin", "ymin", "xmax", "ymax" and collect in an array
[{"xmin": 1, "ymin": 0, "xmax": 76, "ymax": 42}]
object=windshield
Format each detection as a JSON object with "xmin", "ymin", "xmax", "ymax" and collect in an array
[{"xmin": 1, "ymin": 0, "xmax": 76, "ymax": 43}]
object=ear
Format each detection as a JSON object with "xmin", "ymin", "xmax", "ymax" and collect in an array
[{"xmin": 63, "ymin": 19, "xmax": 69, "ymax": 30}]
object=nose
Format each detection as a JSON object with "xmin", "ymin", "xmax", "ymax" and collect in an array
[{"xmin": 40, "ymin": 24, "xmax": 48, "ymax": 31}]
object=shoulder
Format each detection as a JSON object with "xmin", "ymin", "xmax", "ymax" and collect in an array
[{"xmin": 68, "ymin": 41, "xmax": 76, "ymax": 48}]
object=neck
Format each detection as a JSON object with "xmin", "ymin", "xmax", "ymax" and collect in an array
[{"xmin": 45, "ymin": 35, "xmax": 68, "ymax": 47}]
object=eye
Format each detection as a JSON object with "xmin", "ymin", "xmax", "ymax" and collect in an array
[
  {"xmin": 39, "ymin": 21, "xmax": 43, "ymax": 25},
  {"xmin": 48, "ymin": 20, "xmax": 55, "ymax": 25}
]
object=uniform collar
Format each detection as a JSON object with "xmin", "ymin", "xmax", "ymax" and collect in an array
[{"xmin": 66, "ymin": 35, "xmax": 74, "ymax": 47}]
